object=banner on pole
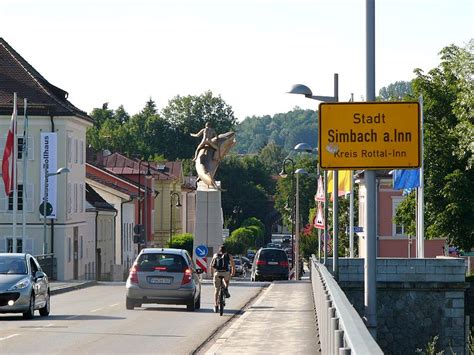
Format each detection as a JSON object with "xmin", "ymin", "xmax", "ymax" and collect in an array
[{"xmin": 40, "ymin": 132, "xmax": 58, "ymax": 219}]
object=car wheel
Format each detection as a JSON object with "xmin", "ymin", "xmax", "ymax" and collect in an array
[
  {"xmin": 39, "ymin": 291, "xmax": 50, "ymax": 317},
  {"xmin": 23, "ymin": 293, "xmax": 35, "ymax": 319},
  {"xmin": 195, "ymin": 293, "xmax": 201, "ymax": 310},
  {"xmin": 126, "ymin": 297, "xmax": 135, "ymax": 310}
]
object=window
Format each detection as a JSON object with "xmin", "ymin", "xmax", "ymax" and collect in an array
[
  {"xmin": 392, "ymin": 197, "xmax": 406, "ymax": 236},
  {"xmin": 8, "ymin": 184, "xmax": 23, "ymax": 211},
  {"xmin": 74, "ymin": 139, "xmax": 78, "ymax": 164},
  {"xmin": 79, "ymin": 140, "xmax": 84, "ymax": 164},
  {"xmin": 16, "ymin": 238, "xmax": 22, "ymax": 253},
  {"xmin": 6, "ymin": 238, "xmax": 23, "ymax": 253},
  {"xmin": 74, "ymin": 183, "xmax": 78, "ymax": 213},
  {"xmin": 67, "ymin": 136, "xmax": 72, "ymax": 163},
  {"xmin": 17, "ymin": 136, "xmax": 24, "ymax": 159},
  {"xmin": 80, "ymin": 236, "xmax": 83, "ymax": 259},
  {"xmin": 68, "ymin": 238, "xmax": 71, "ymax": 262}
]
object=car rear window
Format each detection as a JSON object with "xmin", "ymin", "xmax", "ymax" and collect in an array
[
  {"xmin": 137, "ymin": 253, "xmax": 187, "ymax": 272},
  {"xmin": 259, "ymin": 249, "xmax": 287, "ymax": 262}
]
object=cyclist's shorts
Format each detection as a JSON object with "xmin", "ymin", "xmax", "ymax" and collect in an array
[{"xmin": 213, "ymin": 271, "xmax": 230, "ymax": 289}]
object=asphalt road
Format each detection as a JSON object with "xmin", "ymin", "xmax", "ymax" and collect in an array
[{"xmin": 0, "ymin": 282, "xmax": 264, "ymax": 354}]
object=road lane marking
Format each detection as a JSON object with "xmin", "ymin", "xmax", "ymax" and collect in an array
[
  {"xmin": 108, "ymin": 303, "xmax": 120, "ymax": 308},
  {"xmin": 90, "ymin": 307, "xmax": 104, "ymax": 313},
  {"xmin": 0, "ymin": 334, "xmax": 20, "ymax": 341}
]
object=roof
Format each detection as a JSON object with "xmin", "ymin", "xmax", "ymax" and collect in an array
[
  {"xmin": 100, "ymin": 152, "xmax": 182, "ymax": 182},
  {"xmin": 85, "ymin": 183, "xmax": 117, "ymax": 211},
  {"xmin": 86, "ymin": 163, "xmax": 143, "ymax": 196},
  {"xmin": 0, "ymin": 38, "xmax": 91, "ymax": 121}
]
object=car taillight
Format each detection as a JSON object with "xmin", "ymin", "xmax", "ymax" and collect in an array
[
  {"xmin": 279, "ymin": 261, "xmax": 289, "ymax": 267},
  {"xmin": 129, "ymin": 264, "xmax": 139, "ymax": 284},
  {"xmin": 154, "ymin": 266, "xmax": 167, "ymax": 271},
  {"xmin": 256, "ymin": 260, "xmax": 267, "ymax": 265},
  {"xmin": 181, "ymin": 268, "xmax": 192, "ymax": 285}
]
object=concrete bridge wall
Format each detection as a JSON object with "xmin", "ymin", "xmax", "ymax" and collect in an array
[{"xmin": 324, "ymin": 258, "xmax": 467, "ymax": 354}]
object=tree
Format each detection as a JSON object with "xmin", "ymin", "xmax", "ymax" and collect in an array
[
  {"xmin": 378, "ymin": 81, "xmax": 413, "ymax": 101},
  {"xmin": 259, "ymin": 142, "xmax": 287, "ymax": 175},
  {"xmin": 395, "ymin": 41, "xmax": 474, "ymax": 251},
  {"xmin": 161, "ymin": 91, "xmax": 237, "ymax": 160},
  {"xmin": 166, "ymin": 233, "xmax": 194, "ymax": 255}
]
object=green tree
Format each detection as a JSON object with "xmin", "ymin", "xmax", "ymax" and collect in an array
[
  {"xmin": 161, "ymin": 90, "xmax": 237, "ymax": 160},
  {"xmin": 258, "ymin": 142, "xmax": 287, "ymax": 175},
  {"xmin": 166, "ymin": 233, "xmax": 194, "ymax": 255},
  {"xmin": 378, "ymin": 81, "xmax": 413, "ymax": 101},
  {"xmin": 395, "ymin": 41, "xmax": 474, "ymax": 250},
  {"xmin": 229, "ymin": 227, "xmax": 254, "ymax": 251},
  {"xmin": 223, "ymin": 238, "xmax": 246, "ymax": 255}
]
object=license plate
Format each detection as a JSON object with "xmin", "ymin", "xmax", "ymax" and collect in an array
[
  {"xmin": 268, "ymin": 261, "xmax": 278, "ymax": 265},
  {"xmin": 149, "ymin": 277, "xmax": 172, "ymax": 284}
]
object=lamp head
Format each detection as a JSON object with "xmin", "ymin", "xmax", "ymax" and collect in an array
[
  {"xmin": 56, "ymin": 167, "xmax": 70, "ymax": 175},
  {"xmin": 295, "ymin": 168, "xmax": 308, "ymax": 175},
  {"xmin": 287, "ymin": 84, "xmax": 313, "ymax": 98},
  {"xmin": 294, "ymin": 143, "xmax": 314, "ymax": 153},
  {"xmin": 145, "ymin": 163, "xmax": 153, "ymax": 179}
]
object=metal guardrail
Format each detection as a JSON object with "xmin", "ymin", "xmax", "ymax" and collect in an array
[{"xmin": 311, "ymin": 256, "xmax": 383, "ymax": 355}]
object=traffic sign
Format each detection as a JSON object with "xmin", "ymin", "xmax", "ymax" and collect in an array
[
  {"xmin": 315, "ymin": 176, "xmax": 325, "ymax": 202},
  {"xmin": 319, "ymin": 102, "xmax": 420, "ymax": 169},
  {"xmin": 195, "ymin": 245, "xmax": 208, "ymax": 258},
  {"xmin": 39, "ymin": 202, "xmax": 53, "ymax": 217},
  {"xmin": 314, "ymin": 203, "xmax": 324, "ymax": 230}
]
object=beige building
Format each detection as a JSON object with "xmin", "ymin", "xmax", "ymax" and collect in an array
[{"xmin": 0, "ymin": 38, "xmax": 92, "ymax": 280}]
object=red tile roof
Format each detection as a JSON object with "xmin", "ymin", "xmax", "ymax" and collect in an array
[{"xmin": 0, "ymin": 38, "xmax": 91, "ymax": 121}]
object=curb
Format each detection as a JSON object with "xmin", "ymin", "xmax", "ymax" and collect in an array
[{"xmin": 50, "ymin": 281, "xmax": 97, "ymax": 296}]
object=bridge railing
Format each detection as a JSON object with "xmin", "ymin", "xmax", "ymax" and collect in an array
[{"xmin": 311, "ymin": 256, "xmax": 382, "ymax": 355}]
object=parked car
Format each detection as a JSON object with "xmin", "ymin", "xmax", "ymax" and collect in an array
[
  {"xmin": 125, "ymin": 248, "xmax": 203, "ymax": 311},
  {"xmin": 233, "ymin": 258, "xmax": 245, "ymax": 277},
  {"xmin": 250, "ymin": 248, "xmax": 289, "ymax": 281},
  {"xmin": 0, "ymin": 253, "xmax": 50, "ymax": 319}
]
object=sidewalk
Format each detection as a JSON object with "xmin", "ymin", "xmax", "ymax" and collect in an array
[
  {"xmin": 203, "ymin": 280, "xmax": 320, "ymax": 354},
  {"xmin": 49, "ymin": 280, "xmax": 97, "ymax": 295}
]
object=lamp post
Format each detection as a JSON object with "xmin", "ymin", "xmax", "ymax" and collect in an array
[
  {"xmin": 294, "ymin": 143, "xmax": 321, "ymax": 261},
  {"xmin": 136, "ymin": 159, "xmax": 151, "ymax": 248},
  {"xmin": 294, "ymin": 168, "xmax": 308, "ymax": 280},
  {"xmin": 288, "ymin": 73, "xmax": 339, "ymax": 279},
  {"xmin": 43, "ymin": 166, "xmax": 70, "ymax": 255},
  {"xmin": 143, "ymin": 162, "xmax": 153, "ymax": 246},
  {"xmin": 279, "ymin": 158, "xmax": 295, "ymax": 269},
  {"xmin": 169, "ymin": 191, "xmax": 182, "ymax": 246}
]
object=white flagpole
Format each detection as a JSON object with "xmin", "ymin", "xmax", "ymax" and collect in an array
[
  {"xmin": 12, "ymin": 93, "xmax": 17, "ymax": 241},
  {"xmin": 417, "ymin": 95, "xmax": 425, "ymax": 258},
  {"xmin": 22, "ymin": 99, "xmax": 28, "ymax": 239}
]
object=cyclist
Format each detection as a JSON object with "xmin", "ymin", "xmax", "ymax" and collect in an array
[{"xmin": 210, "ymin": 245, "xmax": 235, "ymax": 313}]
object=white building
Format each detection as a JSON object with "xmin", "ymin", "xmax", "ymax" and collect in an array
[{"xmin": 0, "ymin": 38, "xmax": 93, "ymax": 280}]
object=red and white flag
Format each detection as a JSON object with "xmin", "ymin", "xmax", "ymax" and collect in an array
[{"xmin": 2, "ymin": 94, "xmax": 17, "ymax": 196}]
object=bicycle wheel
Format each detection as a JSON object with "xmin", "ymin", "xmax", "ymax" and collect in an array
[{"xmin": 219, "ymin": 287, "xmax": 225, "ymax": 316}]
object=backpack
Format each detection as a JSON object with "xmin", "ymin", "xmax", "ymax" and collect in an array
[{"xmin": 213, "ymin": 253, "xmax": 229, "ymax": 271}]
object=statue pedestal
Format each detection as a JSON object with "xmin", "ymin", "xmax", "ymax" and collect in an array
[{"xmin": 193, "ymin": 181, "xmax": 224, "ymax": 278}]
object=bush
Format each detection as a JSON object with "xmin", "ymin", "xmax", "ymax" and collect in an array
[
  {"xmin": 166, "ymin": 233, "xmax": 194, "ymax": 255},
  {"xmin": 224, "ymin": 238, "xmax": 246, "ymax": 255},
  {"xmin": 230, "ymin": 227, "xmax": 254, "ymax": 249}
]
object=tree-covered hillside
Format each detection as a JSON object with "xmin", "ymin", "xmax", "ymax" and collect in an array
[{"xmin": 234, "ymin": 107, "xmax": 318, "ymax": 154}]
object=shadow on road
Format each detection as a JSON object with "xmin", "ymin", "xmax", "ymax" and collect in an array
[{"xmin": 0, "ymin": 314, "xmax": 126, "ymax": 321}]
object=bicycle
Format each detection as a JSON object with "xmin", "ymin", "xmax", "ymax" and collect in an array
[{"xmin": 217, "ymin": 275, "xmax": 226, "ymax": 316}]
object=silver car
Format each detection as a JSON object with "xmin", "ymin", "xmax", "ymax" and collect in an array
[
  {"xmin": 125, "ymin": 248, "xmax": 203, "ymax": 311},
  {"xmin": 0, "ymin": 253, "xmax": 50, "ymax": 319}
]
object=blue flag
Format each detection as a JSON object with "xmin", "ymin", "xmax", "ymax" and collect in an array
[{"xmin": 392, "ymin": 169, "xmax": 420, "ymax": 190}]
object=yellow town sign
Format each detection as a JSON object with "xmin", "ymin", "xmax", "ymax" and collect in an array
[{"xmin": 318, "ymin": 102, "xmax": 420, "ymax": 169}]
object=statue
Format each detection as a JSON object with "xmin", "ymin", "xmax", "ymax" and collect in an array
[{"xmin": 191, "ymin": 122, "xmax": 236, "ymax": 190}]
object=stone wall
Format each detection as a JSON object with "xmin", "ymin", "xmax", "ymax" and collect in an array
[{"xmin": 324, "ymin": 258, "xmax": 467, "ymax": 355}]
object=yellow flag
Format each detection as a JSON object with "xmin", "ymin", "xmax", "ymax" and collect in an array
[{"xmin": 327, "ymin": 170, "xmax": 352, "ymax": 196}]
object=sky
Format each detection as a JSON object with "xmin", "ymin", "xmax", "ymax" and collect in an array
[{"xmin": 0, "ymin": 0, "xmax": 472, "ymax": 121}]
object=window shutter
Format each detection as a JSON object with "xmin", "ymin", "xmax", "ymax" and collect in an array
[
  {"xmin": 80, "ymin": 183, "xmax": 84, "ymax": 212},
  {"xmin": 0, "ymin": 188, "xmax": 8, "ymax": 212},
  {"xmin": 67, "ymin": 183, "xmax": 72, "ymax": 215},
  {"xmin": 0, "ymin": 237, "xmax": 6, "ymax": 252},
  {"xmin": 67, "ymin": 135, "xmax": 72, "ymax": 163},
  {"xmin": 74, "ymin": 183, "xmax": 78, "ymax": 213},
  {"xmin": 74, "ymin": 139, "xmax": 78, "ymax": 164},
  {"xmin": 27, "ymin": 135, "xmax": 34, "ymax": 161},
  {"xmin": 25, "ymin": 238, "xmax": 33, "ymax": 254},
  {"xmin": 80, "ymin": 140, "xmax": 84, "ymax": 164},
  {"xmin": 26, "ymin": 183, "xmax": 34, "ymax": 212},
  {"xmin": 0, "ymin": 135, "xmax": 5, "ymax": 158}
]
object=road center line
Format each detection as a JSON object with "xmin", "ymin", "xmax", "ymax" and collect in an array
[
  {"xmin": 0, "ymin": 334, "xmax": 20, "ymax": 341},
  {"xmin": 90, "ymin": 307, "xmax": 104, "ymax": 313},
  {"xmin": 108, "ymin": 303, "xmax": 120, "ymax": 307}
]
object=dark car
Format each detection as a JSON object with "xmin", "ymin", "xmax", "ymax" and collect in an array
[
  {"xmin": 250, "ymin": 248, "xmax": 289, "ymax": 282},
  {"xmin": 0, "ymin": 253, "xmax": 50, "ymax": 319},
  {"xmin": 125, "ymin": 248, "xmax": 203, "ymax": 311}
]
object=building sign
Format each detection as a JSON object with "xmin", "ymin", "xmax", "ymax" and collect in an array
[
  {"xmin": 40, "ymin": 132, "xmax": 58, "ymax": 219},
  {"xmin": 319, "ymin": 102, "xmax": 420, "ymax": 169}
]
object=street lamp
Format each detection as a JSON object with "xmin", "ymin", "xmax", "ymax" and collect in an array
[
  {"xmin": 279, "ymin": 157, "xmax": 295, "ymax": 269},
  {"xmin": 43, "ymin": 166, "xmax": 70, "ymax": 255},
  {"xmin": 288, "ymin": 73, "xmax": 340, "ymax": 279},
  {"xmin": 136, "ymin": 159, "xmax": 152, "ymax": 247},
  {"xmin": 294, "ymin": 143, "xmax": 322, "ymax": 262},
  {"xmin": 294, "ymin": 168, "xmax": 308, "ymax": 280},
  {"xmin": 169, "ymin": 191, "xmax": 182, "ymax": 246}
]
